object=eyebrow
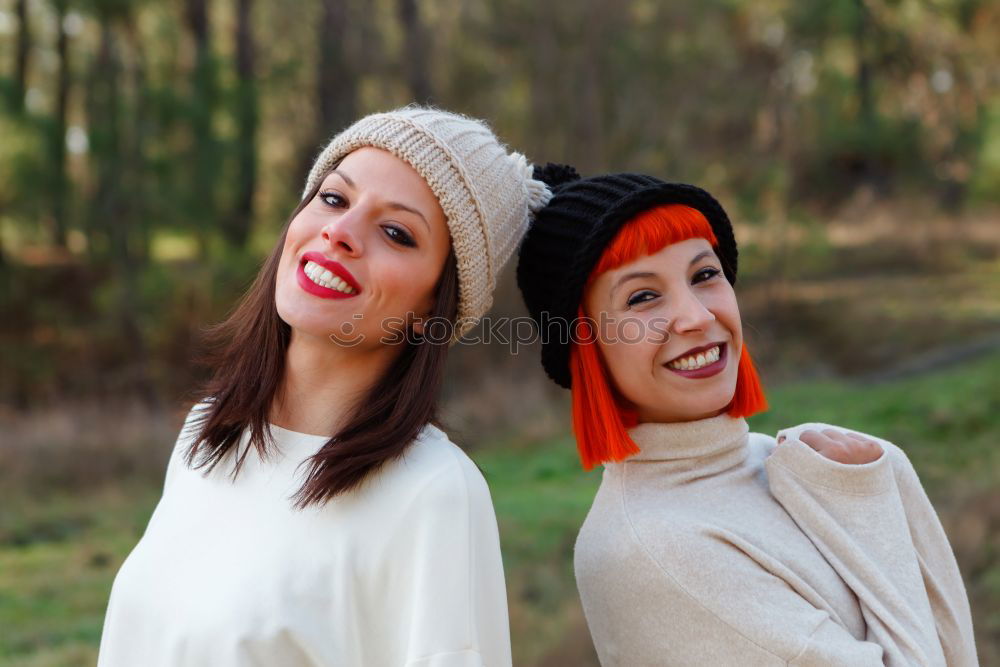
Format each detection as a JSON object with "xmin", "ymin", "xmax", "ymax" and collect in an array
[
  {"xmin": 330, "ymin": 169, "xmax": 355, "ymax": 188},
  {"xmin": 386, "ymin": 202, "xmax": 429, "ymax": 231},
  {"xmin": 330, "ymin": 169, "xmax": 430, "ymax": 232},
  {"xmin": 689, "ymin": 250, "xmax": 713, "ymax": 266},
  {"xmin": 609, "ymin": 250, "xmax": 717, "ymax": 299},
  {"xmin": 609, "ymin": 271, "xmax": 657, "ymax": 300}
]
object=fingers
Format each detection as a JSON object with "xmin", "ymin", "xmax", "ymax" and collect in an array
[
  {"xmin": 823, "ymin": 429, "xmax": 881, "ymax": 452},
  {"xmin": 799, "ymin": 429, "xmax": 837, "ymax": 450},
  {"xmin": 787, "ymin": 428, "xmax": 884, "ymax": 465},
  {"xmin": 777, "ymin": 429, "xmax": 878, "ymax": 448},
  {"xmin": 840, "ymin": 430, "xmax": 879, "ymax": 447}
]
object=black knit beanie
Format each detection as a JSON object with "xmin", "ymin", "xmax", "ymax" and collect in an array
[{"xmin": 515, "ymin": 164, "xmax": 739, "ymax": 389}]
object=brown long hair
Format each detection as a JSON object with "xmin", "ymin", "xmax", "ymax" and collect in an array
[{"xmin": 182, "ymin": 174, "xmax": 459, "ymax": 508}]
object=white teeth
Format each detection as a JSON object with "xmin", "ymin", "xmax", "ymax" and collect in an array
[
  {"xmin": 668, "ymin": 345, "xmax": 721, "ymax": 371},
  {"xmin": 303, "ymin": 260, "xmax": 356, "ymax": 294}
]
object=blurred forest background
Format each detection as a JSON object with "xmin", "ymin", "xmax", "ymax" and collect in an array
[{"xmin": 1, "ymin": 0, "xmax": 998, "ymax": 664}]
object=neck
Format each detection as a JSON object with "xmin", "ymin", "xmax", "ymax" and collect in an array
[
  {"xmin": 624, "ymin": 412, "xmax": 750, "ymax": 479},
  {"xmin": 269, "ymin": 328, "xmax": 398, "ymax": 437},
  {"xmin": 637, "ymin": 405, "xmax": 728, "ymax": 424}
]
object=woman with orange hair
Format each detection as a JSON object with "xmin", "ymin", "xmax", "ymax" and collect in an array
[{"xmin": 516, "ymin": 166, "xmax": 978, "ymax": 665}]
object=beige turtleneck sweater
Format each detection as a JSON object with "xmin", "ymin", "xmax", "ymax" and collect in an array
[{"xmin": 574, "ymin": 415, "xmax": 978, "ymax": 666}]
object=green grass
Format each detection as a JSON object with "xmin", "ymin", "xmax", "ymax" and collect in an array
[
  {"xmin": 0, "ymin": 486, "xmax": 161, "ymax": 666},
  {"xmin": 748, "ymin": 349, "xmax": 1000, "ymax": 492},
  {"xmin": 2, "ymin": 350, "xmax": 998, "ymax": 665},
  {"xmin": 476, "ymin": 435, "xmax": 603, "ymax": 663}
]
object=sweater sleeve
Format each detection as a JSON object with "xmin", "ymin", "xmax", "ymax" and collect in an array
[
  {"xmin": 393, "ymin": 450, "xmax": 512, "ymax": 667},
  {"xmin": 765, "ymin": 422, "xmax": 978, "ymax": 666},
  {"xmin": 577, "ymin": 502, "xmax": 890, "ymax": 665},
  {"xmin": 887, "ymin": 438, "xmax": 979, "ymax": 666}
]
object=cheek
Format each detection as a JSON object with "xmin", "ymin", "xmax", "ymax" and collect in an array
[
  {"xmin": 602, "ymin": 339, "xmax": 656, "ymax": 391},
  {"xmin": 719, "ymin": 294, "xmax": 742, "ymax": 341},
  {"xmin": 373, "ymin": 254, "xmax": 439, "ymax": 308},
  {"xmin": 279, "ymin": 213, "xmax": 314, "ymax": 264},
  {"xmin": 286, "ymin": 209, "xmax": 313, "ymax": 241},
  {"xmin": 705, "ymin": 288, "xmax": 741, "ymax": 338}
]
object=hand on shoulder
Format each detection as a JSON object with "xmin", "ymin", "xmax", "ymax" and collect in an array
[{"xmin": 776, "ymin": 423, "xmax": 884, "ymax": 465}]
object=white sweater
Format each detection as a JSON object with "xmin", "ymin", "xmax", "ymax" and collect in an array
[
  {"xmin": 97, "ymin": 402, "xmax": 512, "ymax": 667},
  {"xmin": 574, "ymin": 414, "xmax": 978, "ymax": 666}
]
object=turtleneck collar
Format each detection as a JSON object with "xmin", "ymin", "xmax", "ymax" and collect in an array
[{"xmin": 623, "ymin": 412, "xmax": 750, "ymax": 476}]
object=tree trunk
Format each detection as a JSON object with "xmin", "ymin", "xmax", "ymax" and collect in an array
[
  {"xmin": 123, "ymin": 13, "xmax": 152, "ymax": 265},
  {"xmin": 576, "ymin": 0, "xmax": 606, "ymax": 173},
  {"xmin": 88, "ymin": 18, "xmax": 157, "ymax": 405},
  {"xmin": 183, "ymin": 0, "xmax": 217, "ymax": 259},
  {"xmin": 51, "ymin": 0, "xmax": 70, "ymax": 249},
  {"xmin": 87, "ymin": 20, "xmax": 122, "ymax": 262},
  {"xmin": 317, "ymin": 0, "xmax": 356, "ymax": 137},
  {"xmin": 853, "ymin": 0, "xmax": 876, "ymax": 187},
  {"xmin": 225, "ymin": 0, "xmax": 257, "ymax": 248},
  {"xmin": 299, "ymin": 0, "xmax": 358, "ymax": 184},
  {"xmin": 13, "ymin": 0, "xmax": 30, "ymax": 112},
  {"xmin": 397, "ymin": 0, "xmax": 432, "ymax": 103}
]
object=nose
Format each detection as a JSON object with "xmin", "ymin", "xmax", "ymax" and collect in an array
[
  {"xmin": 321, "ymin": 211, "xmax": 364, "ymax": 257},
  {"xmin": 668, "ymin": 286, "xmax": 715, "ymax": 335}
]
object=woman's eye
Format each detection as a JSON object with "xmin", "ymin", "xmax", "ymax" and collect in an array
[
  {"xmin": 383, "ymin": 225, "xmax": 416, "ymax": 248},
  {"xmin": 693, "ymin": 267, "xmax": 721, "ymax": 283},
  {"xmin": 626, "ymin": 290, "xmax": 657, "ymax": 307},
  {"xmin": 318, "ymin": 191, "xmax": 347, "ymax": 208}
]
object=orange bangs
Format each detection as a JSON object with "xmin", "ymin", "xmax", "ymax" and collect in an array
[
  {"xmin": 591, "ymin": 204, "xmax": 720, "ymax": 276},
  {"xmin": 569, "ymin": 204, "xmax": 768, "ymax": 470}
]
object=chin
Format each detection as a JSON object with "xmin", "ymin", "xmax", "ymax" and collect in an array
[
  {"xmin": 275, "ymin": 305, "xmax": 331, "ymax": 337},
  {"xmin": 642, "ymin": 390, "xmax": 733, "ymax": 423}
]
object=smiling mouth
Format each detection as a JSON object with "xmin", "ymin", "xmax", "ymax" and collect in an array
[
  {"xmin": 661, "ymin": 341, "xmax": 730, "ymax": 379},
  {"xmin": 666, "ymin": 344, "xmax": 722, "ymax": 371},
  {"xmin": 302, "ymin": 260, "xmax": 357, "ymax": 294}
]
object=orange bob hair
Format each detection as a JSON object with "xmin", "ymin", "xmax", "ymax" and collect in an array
[{"xmin": 569, "ymin": 204, "xmax": 768, "ymax": 470}]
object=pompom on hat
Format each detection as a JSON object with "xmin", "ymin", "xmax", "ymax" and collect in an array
[
  {"xmin": 517, "ymin": 164, "xmax": 739, "ymax": 388},
  {"xmin": 302, "ymin": 105, "xmax": 553, "ymax": 343}
]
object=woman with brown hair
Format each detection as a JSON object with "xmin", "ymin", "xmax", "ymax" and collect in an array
[
  {"xmin": 516, "ymin": 166, "xmax": 978, "ymax": 665},
  {"xmin": 97, "ymin": 107, "xmax": 552, "ymax": 667}
]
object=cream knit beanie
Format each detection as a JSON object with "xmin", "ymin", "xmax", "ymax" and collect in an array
[{"xmin": 302, "ymin": 105, "xmax": 552, "ymax": 343}]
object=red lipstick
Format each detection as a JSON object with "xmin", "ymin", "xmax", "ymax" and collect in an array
[{"xmin": 297, "ymin": 251, "xmax": 361, "ymax": 300}]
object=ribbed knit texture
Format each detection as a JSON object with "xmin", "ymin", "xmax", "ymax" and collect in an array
[
  {"xmin": 516, "ymin": 169, "xmax": 738, "ymax": 387},
  {"xmin": 574, "ymin": 415, "xmax": 979, "ymax": 665},
  {"xmin": 303, "ymin": 106, "xmax": 552, "ymax": 342}
]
